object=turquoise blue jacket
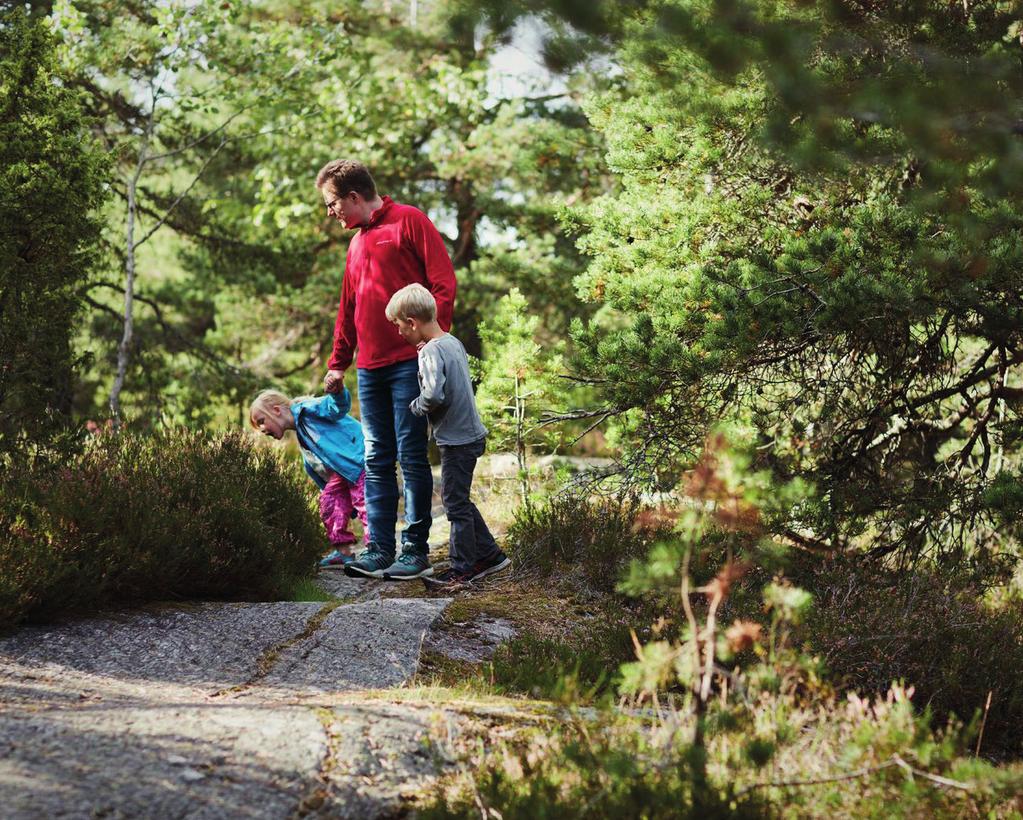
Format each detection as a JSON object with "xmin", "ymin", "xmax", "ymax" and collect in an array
[{"xmin": 291, "ymin": 389, "xmax": 365, "ymax": 489}]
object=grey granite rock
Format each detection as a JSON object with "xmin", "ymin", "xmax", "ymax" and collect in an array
[
  {"xmin": 0, "ymin": 597, "xmax": 456, "ymax": 818},
  {"xmin": 0, "ymin": 702, "xmax": 325, "ymax": 819},
  {"xmin": 423, "ymin": 616, "xmax": 517, "ymax": 663},
  {"xmin": 260, "ymin": 598, "xmax": 451, "ymax": 694},
  {"xmin": 309, "ymin": 702, "xmax": 463, "ymax": 819},
  {"xmin": 0, "ymin": 603, "xmax": 323, "ymax": 693},
  {"xmin": 314, "ymin": 571, "xmax": 378, "ymax": 601}
]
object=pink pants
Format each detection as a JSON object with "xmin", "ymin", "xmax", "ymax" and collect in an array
[{"xmin": 319, "ymin": 472, "xmax": 369, "ymax": 548}]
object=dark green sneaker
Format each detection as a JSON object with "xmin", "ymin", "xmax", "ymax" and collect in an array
[
  {"xmin": 382, "ymin": 549, "xmax": 434, "ymax": 581},
  {"xmin": 343, "ymin": 546, "xmax": 395, "ymax": 579}
]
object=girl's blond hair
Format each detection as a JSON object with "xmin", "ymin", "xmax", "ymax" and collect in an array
[{"xmin": 248, "ymin": 389, "xmax": 292, "ymax": 429}]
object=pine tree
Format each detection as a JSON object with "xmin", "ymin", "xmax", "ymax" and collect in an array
[
  {"xmin": 0, "ymin": 6, "xmax": 108, "ymax": 462},
  {"xmin": 476, "ymin": 288, "xmax": 563, "ymax": 504},
  {"xmin": 459, "ymin": 0, "xmax": 1023, "ymax": 562}
]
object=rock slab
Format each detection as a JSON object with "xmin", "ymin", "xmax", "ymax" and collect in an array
[
  {"xmin": 424, "ymin": 616, "xmax": 517, "ymax": 664},
  {"xmin": 260, "ymin": 598, "xmax": 452, "ymax": 694},
  {"xmin": 0, "ymin": 598, "xmax": 454, "ymax": 818}
]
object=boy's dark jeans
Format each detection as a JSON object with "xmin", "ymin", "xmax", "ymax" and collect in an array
[{"xmin": 439, "ymin": 436, "xmax": 499, "ymax": 575}]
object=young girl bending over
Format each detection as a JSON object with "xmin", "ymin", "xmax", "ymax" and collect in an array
[{"xmin": 249, "ymin": 388, "xmax": 369, "ymax": 568}]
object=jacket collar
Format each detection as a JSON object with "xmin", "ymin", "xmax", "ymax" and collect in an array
[{"xmin": 363, "ymin": 196, "xmax": 394, "ymax": 230}]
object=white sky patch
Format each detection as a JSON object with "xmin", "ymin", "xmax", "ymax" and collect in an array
[{"xmin": 486, "ymin": 17, "xmax": 571, "ymax": 104}]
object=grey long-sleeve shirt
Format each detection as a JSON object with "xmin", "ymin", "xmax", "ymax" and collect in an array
[{"xmin": 409, "ymin": 333, "xmax": 488, "ymax": 445}]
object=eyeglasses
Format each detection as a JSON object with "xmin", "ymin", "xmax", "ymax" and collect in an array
[{"xmin": 325, "ymin": 193, "xmax": 349, "ymax": 214}]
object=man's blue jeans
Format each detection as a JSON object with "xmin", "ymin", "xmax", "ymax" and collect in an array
[{"xmin": 357, "ymin": 358, "xmax": 432, "ymax": 557}]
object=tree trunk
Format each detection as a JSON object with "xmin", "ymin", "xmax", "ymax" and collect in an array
[
  {"xmin": 450, "ymin": 177, "xmax": 484, "ymax": 358},
  {"xmin": 515, "ymin": 372, "xmax": 530, "ymax": 508},
  {"xmin": 109, "ymin": 141, "xmax": 148, "ymax": 426}
]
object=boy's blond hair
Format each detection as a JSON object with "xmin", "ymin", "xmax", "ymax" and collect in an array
[
  {"xmin": 385, "ymin": 283, "xmax": 437, "ymax": 323},
  {"xmin": 248, "ymin": 389, "xmax": 292, "ymax": 429}
]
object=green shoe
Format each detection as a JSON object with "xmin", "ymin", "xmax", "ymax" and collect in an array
[
  {"xmin": 343, "ymin": 546, "xmax": 395, "ymax": 579},
  {"xmin": 382, "ymin": 550, "xmax": 434, "ymax": 581}
]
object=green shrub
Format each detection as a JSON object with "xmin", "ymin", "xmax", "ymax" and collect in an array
[
  {"xmin": 422, "ymin": 713, "xmax": 768, "ymax": 820},
  {"xmin": 793, "ymin": 557, "xmax": 1023, "ymax": 758},
  {"xmin": 423, "ymin": 437, "xmax": 1023, "ymax": 817},
  {"xmin": 506, "ymin": 493, "xmax": 668, "ymax": 594},
  {"xmin": 498, "ymin": 492, "xmax": 672, "ymax": 699},
  {"xmin": 426, "ymin": 551, "xmax": 1023, "ymax": 819},
  {"xmin": 0, "ymin": 429, "xmax": 322, "ymax": 625},
  {"xmin": 489, "ymin": 624, "xmax": 635, "ymax": 702},
  {"xmin": 424, "ymin": 691, "xmax": 1023, "ymax": 818}
]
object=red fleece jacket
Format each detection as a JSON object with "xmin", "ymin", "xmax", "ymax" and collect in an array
[{"xmin": 328, "ymin": 197, "xmax": 456, "ymax": 372}]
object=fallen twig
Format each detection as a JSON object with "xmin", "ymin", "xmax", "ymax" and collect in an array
[
  {"xmin": 734, "ymin": 754, "xmax": 973, "ymax": 800},
  {"xmin": 975, "ymin": 690, "xmax": 993, "ymax": 757}
]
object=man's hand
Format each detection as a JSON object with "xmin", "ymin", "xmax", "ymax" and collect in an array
[{"xmin": 323, "ymin": 369, "xmax": 345, "ymax": 393}]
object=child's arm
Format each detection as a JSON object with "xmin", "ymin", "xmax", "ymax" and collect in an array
[
  {"xmin": 409, "ymin": 346, "xmax": 445, "ymax": 416},
  {"xmin": 324, "ymin": 386, "xmax": 352, "ymax": 417}
]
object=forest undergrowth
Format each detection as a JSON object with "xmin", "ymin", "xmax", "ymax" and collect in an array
[{"xmin": 411, "ymin": 445, "xmax": 1023, "ymax": 818}]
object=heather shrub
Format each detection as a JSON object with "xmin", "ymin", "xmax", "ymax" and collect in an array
[
  {"xmin": 424, "ymin": 688, "xmax": 1023, "ymax": 819},
  {"xmin": 422, "ymin": 713, "xmax": 768, "ymax": 819},
  {"xmin": 488, "ymin": 620, "xmax": 637, "ymax": 702},
  {"xmin": 792, "ymin": 557, "xmax": 1023, "ymax": 758},
  {"xmin": 0, "ymin": 429, "xmax": 321, "ymax": 625},
  {"xmin": 506, "ymin": 493, "xmax": 669, "ymax": 594}
]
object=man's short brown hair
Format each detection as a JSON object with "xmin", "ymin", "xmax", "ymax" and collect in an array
[{"xmin": 316, "ymin": 159, "xmax": 377, "ymax": 199}]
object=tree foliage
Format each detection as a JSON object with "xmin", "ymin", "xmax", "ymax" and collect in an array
[
  {"xmin": 0, "ymin": 6, "xmax": 108, "ymax": 462},
  {"xmin": 461, "ymin": 0, "xmax": 1023, "ymax": 564},
  {"xmin": 52, "ymin": 0, "xmax": 353, "ymax": 423},
  {"xmin": 48, "ymin": 0, "xmax": 607, "ymax": 428}
]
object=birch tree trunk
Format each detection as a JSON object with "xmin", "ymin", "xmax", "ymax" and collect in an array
[{"xmin": 109, "ymin": 137, "xmax": 149, "ymax": 427}]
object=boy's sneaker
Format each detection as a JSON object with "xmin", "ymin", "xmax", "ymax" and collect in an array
[
  {"xmin": 423, "ymin": 568, "xmax": 474, "ymax": 591},
  {"xmin": 343, "ymin": 546, "xmax": 394, "ymax": 579},
  {"xmin": 319, "ymin": 549, "xmax": 354, "ymax": 569},
  {"xmin": 469, "ymin": 551, "xmax": 511, "ymax": 582},
  {"xmin": 383, "ymin": 550, "xmax": 434, "ymax": 581}
]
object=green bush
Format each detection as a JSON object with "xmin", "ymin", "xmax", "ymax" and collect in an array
[
  {"xmin": 421, "ymin": 689, "xmax": 1023, "ymax": 819},
  {"xmin": 422, "ymin": 713, "xmax": 768, "ymax": 820},
  {"xmin": 423, "ymin": 438, "xmax": 1023, "ymax": 817},
  {"xmin": 793, "ymin": 558, "xmax": 1023, "ymax": 758},
  {"xmin": 0, "ymin": 429, "xmax": 322, "ymax": 625},
  {"xmin": 490, "ymin": 624, "xmax": 636, "ymax": 702},
  {"xmin": 506, "ymin": 493, "xmax": 668, "ymax": 594}
]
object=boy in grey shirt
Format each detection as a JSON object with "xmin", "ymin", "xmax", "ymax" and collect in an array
[{"xmin": 383, "ymin": 284, "xmax": 511, "ymax": 587}]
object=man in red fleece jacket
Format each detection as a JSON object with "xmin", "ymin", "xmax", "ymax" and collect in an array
[{"xmin": 316, "ymin": 159, "xmax": 456, "ymax": 580}]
